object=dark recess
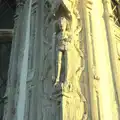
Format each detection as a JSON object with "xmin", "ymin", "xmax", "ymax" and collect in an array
[
  {"xmin": 0, "ymin": 0, "xmax": 16, "ymax": 119},
  {"xmin": 0, "ymin": 0, "xmax": 16, "ymax": 29}
]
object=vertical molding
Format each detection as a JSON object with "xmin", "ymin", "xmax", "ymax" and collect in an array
[
  {"xmin": 35, "ymin": 0, "xmax": 44, "ymax": 119},
  {"xmin": 29, "ymin": 3, "xmax": 38, "ymax": 120},
  {"xmin": 16, "ymin": 0, "xmax": 32, "ymax": 119},
  {"xmin": 91, "ymin": 0, "xmax": 119, "ymax": 119},
  {"xmin": 103, "ymin": 0, "xmax": 120, "ymax": 116},
  {"xmin": 80, "ymin": 1, "xmax": 91, "ymax": 119},
  {"xmin": 89, "ymin": 12, "xmax": 99, "ymax": 120},
  {"xmin": 90, "ymin": 1, "xmax": 104, "ymax": 119},
  {"xmin": 51, "ymin": 23, "xmax": 56, "ymax": 83},
  {"xmin": 82, "ymin": 0, "xmax": 98, "ymax": 119},
  {"xmin": 6, "ymin": 4, "xmax": 23, "ymax": 120}
]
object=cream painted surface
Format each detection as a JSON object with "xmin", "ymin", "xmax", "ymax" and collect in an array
[{"xmin": 91, "ymin": 0, "xmax": 119, "ymax": 120}]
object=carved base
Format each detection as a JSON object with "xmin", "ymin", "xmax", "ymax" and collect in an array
[{"xmin": 52, "ymin": 90, "xmax": 85, "ymax": 120}]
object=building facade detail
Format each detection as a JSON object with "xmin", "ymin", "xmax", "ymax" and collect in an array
[{"xmin": 2, "ymin": 0, "xmax": 120, "ymax": 120}]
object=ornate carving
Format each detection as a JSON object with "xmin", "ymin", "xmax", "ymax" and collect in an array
[
  {"xmin": 44, "ymin": 0, "xmax": 87, "ymax": 119},
  {"xmin": 53, "ymin": 17, "xmax": 72, "ymax": 87},
  {"xmin": 50, "ymin": 0, "xmax": 83, "ymax": 88}
]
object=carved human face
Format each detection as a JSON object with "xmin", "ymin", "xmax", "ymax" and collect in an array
[{"xmin": 58, "ymin": 17, "xmax": 67, "ymax": 31}]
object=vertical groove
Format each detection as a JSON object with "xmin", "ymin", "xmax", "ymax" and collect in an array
[
  {"xmin": 102, "ymin": 0, "xmax": 120, "ymax": 119},
  {"xmin": 36, "ymin": 0, "xmax": 44, "ymax": 119},
  {"xmin": 82, "ymin": 1, "xmax": 98, "ymax": 119},
  {"xmin": 80, "ymin": 1, "xmax": 91, "ymax": 119}
]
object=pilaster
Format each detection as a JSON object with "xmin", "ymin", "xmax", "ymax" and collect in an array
[
  {"xmin": 15, "ymin": 0, "xmax": 32, "ymax": 120},
  {"xmin": 6, "ymin": 2, "xmax": 24, "ymax": 120},
  {"xmin": 82, "ymin": 0, "xmax": 99, "ymax": 119},
  {"xmin": 103, "ymin": 0, "xmax": 120, "ymax": 118},
  {"xmin": 91, "ymin": 0, "xmax": 119, "ymax": 119}
]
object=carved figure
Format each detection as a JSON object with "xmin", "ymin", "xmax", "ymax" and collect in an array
[
  {"xmin": 49, "ymin": 0, "xmax": 88, "ymax": 119},
  {"xmin": 50, "ymin": 0, "xmax": 83, "ymax": 88},
  {"xmin": 54, "ymin": 17, "xmax": 72, "ymax": 86}
]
